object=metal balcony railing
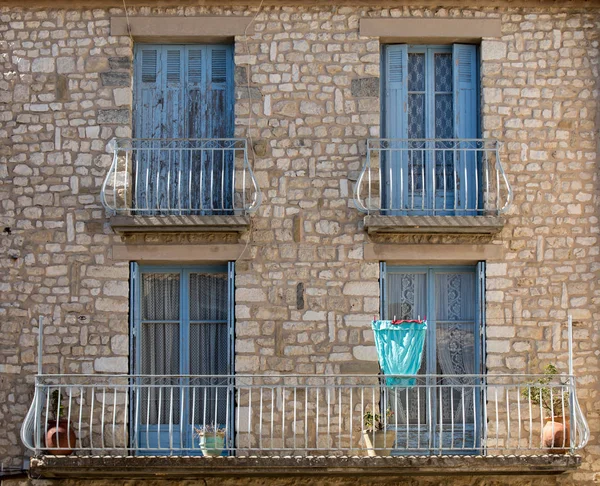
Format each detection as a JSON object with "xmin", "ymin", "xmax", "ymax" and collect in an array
[
  {"xmin": 22, "ymin": 374, "xmax": 588, "ymax": 457},
  {"xmin": 354, "ymin": 139, "xmax": 512, "ymax": 215},
  {"xmin": 101, "ymin": 138, "xmax": 262, "ymax": 215}
]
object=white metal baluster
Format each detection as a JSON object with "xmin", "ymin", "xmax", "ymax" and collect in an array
[
  {"xmin": 157, "ymin": 386, "xmax": 162, "ymax": 449},
  {"xmin": 472, "ymin": 385, "xmax": 477, "ymax": 450},
  {"xmin": 67, "ymin": 387, "xmax": 73, "ymax": 449},
  {"xmin": 370, "ymin": 387, "xmax": 374, "ymax": 453},
  {"xmin": 259, "ymin": 388, "xmax": 263, "ymax": 451},
  {"xmin": 180, "ymin": 385, "xmax": 185, "ymax": 453},
  {"xmin": 398, "ymin": 145, "xmax": 403, "ymax": 211},
  {"xmin": 305, "ymin": 386, "xmax": 308, "ymax": 449},
  {"xmin": 214, "ymin": 386, "xmax": 219, "ymax": 452},
  {"xmin": 231, "ymin": 145, "xmax": 236, "ymax": 211},
  {"xmin": 405, "ymin": 387, "xmax": 409, "ymax": 449},
  {"xmin": 236, "ymin": 387, "xmax": 241, "ymax": 451},
  {"xmin": 410, "ymin": 149, "xmax": 415, "ymax": 210},
  {"xmin": 528, "ymin": 386, "xmax": 533, "ymax": 450},
  {"xmin": 168, "ymin": 386, "xmax": 173, "ymax": 451},
  {"xmin": 561, "ymin": 386, "xmax": 566, "ymax": 448},
  {"xmin": 453, "ymin": 144, "xmax": 458, "ymax": 211},
  {"xmin": 166, "ymin": 149, "xmax": 171, "ymax": 210},
  {"xmin": 101, "ymin": 387, "xmax": 106, "ymax": 449},
  {"xmin": 350, "ymin": 387, "xmax": 354, "ymax": 452},
  {"xmin": 155, "ymin": 151, "xmax": 161, "ymax": 210},
  {"xmin": 417, "ymin": 384, "xmax": 421, "ymax": 450},
  {"xmin": 338, "ymin": 387, "xmax": 342, "ymax": 450},
  {"xmin": 549, "ymin": 387, "xmax": 555, "ymax": 450},
  {"xmin": 360, "ymin": 387, "xmax": 364, "ymax": 452},
  {"xmin": 427, "ymin": 385, "xmax": 432, "ymax": 450},
  {"xmin": 270, "ymin": 388, "xmax": 274, "ymax": 450},
  {"xmin": 112, "ymin": 387, "xmax": 117, "ymax": 450},
  {"xmin": 327, "ymin": 387, "xmax": 331, "ymax": 450},
  {"xmin": 79, "ymin": 386, "xmax": 84, "ymax": 450},
  {"xmin": 293, "ymin": 387, "xmax": 297, "ymax": 450},
  {"xmin": 461, "ymin": 386, "xmax": 465, "ymax": 450},
  {"xmin": 123, "ymin": 387, "xmax": 128, "ymax": 451},
  {"xmin": 421, "ymin": 147, "xmax": 425, "ymax": 211},
  {"xmin": 439, "ymin": 385, "xmax": 443, "ymax": 452},
  {"xmin": 225, "ymin": 383, "xmax": 230, "ymax": 453},
  {"xmin": 134, "ymin": 384, "xmax": 140, "ymax": 451},
  {"xmin": 210, "ymin": 149, "xmax": 215, "ymax": 211},
  {"xmin": 203, "ymin": 387, "xmax": 207, "ymax": 440},
  {"xmin": 220, "ymin": 148, "xmax": 225, "ymax": 211},
  {"xmin": 506, "ymin": 387, "xmax": 511, "ymax": 447},
  {"xmin": 316, "ymin": 388, "xmax": 320, "ymax": 450},
  {"xmin": 443, "ymin": 148, "xmax": 447, "ymax": 210},
  {"xmin": 495, "ymin": 387, "xmax": 499, "ymax": 450},
  {"xmin": 474, "ymin": 144, "xmax": 479, "ymax": 211},
  {"xmin": 242, "ymin": 147, "xmax": 247, "ymax": 210},
  {"xmin": 450, "ymin": 386, "xmax": 454, "ymax": 450},
  {"xmin": 496, "ymin": 159, "xmax": 500, "ymax": 211},
  {"xmin": 432, "ymin": 145, "xmax": 436, "ymax": 213},
  {"xmin": 463, "ymin": 144, "xmax": 468, "ymax": 213},
  {"xmin": 281, "ymin": 386, "xmax": 285, "ymax": 450},
  {"xmin": 191, "ymin": 387, "xmax": 196, "ymax": 450},
  {"xmin": 517, "ymin": 385, "xmax": 522, "ymax": 450},
  {"xmin": 539, "ymin": 386, "xmax": 544, "ymax": 449},
  {"xmin": 90, "ymin": 387, "xmax": 95, "ymax": 451}
]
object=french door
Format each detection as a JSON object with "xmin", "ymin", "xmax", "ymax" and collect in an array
[
  {"xmin": 382, "ymin": 44, "xmax": 479, "ymax": 214},
  {"xmin": 380, "ymin": 263, "xmax": 485, "ymax": 453},
  {"xmin": 133, "ymin": 44, "xmax": 234, "ymax": 213},
  {"xmin": 130, "ymin": 263, "xmax": 235, "ymax": 454}
]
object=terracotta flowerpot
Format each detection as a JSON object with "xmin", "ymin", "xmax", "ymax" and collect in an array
[
  {"xmin": 46, "ymin": 419, "xmax": 76, "ymax": 455},
  {"xmin": 542, "ymin": 416, "xmax": 570, "ymax": 454},
  {"xmin": 361, "ymin": 430, "xmax": 396, "ymax": 457}
]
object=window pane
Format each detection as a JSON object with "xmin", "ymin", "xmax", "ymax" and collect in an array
[
  {"xmin": 408, "ymin": 53, "xmax": 425, "ymax": 92},
  {"xmin": 189, "ymin": 273, "xmax": 228, "ymax": 321},
  {"xmin": 434, "ymin": 53, "xmax": 453, "ymax": 92},
  {"xmin": 141, "ymin": 273, "xmax": 180, "ymax": 321}
]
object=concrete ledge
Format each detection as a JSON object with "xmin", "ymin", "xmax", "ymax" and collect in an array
[
  {"xmin": 364, "ymin": 215, "xmax": 505, "ymax": 235},
  {"xmin": 111, "ymin": 16, "xmax": 254, "ymax": 41},
  {"xmin": 109, "ymin": 215, "xmax": 250, "ymax": 234},
  {"xmin": 30, "ymin": 454, "xmax": 581, "ymax": 479},
  {"xmin": 360, "ymin": 18, "xmax": 502, "ymax": 42},
  {"xmin": 112, "ymin": 243, "xmax": 246, "ymax": 262},
  {"xmin": 364, "ymin": 243, "xmax": 503, "ymax": 263}
]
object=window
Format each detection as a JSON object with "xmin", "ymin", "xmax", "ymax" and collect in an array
[
  {"xmin": 382, "ymin": 44, "xmax": 479, "ymax": 214},
  {"xmin": 380, "ymin": 263, "xmax": 485, "ymax": 452},
  {"xmin": 133, "ymin": 44, "xmax": 234, "ymax": 213},
  {"xmin": 130, "ymin": 263, "xmax": 235, "ymax": 454}
]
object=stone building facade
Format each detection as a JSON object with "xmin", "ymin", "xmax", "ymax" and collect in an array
[{"xmin": 0, "ymin": 1, "xmax": 598, "ymax": 484}]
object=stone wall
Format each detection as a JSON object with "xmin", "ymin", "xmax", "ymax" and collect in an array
[{"xmin": 0, "ymin": 3, "xmax": 598, "ymax": 484}]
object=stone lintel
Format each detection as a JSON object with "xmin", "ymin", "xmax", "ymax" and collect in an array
[
  {"xmin": 364, "ymin": 243, "xmax": 503, "ymax": 263},
  {"xmin": 112, "ymin": 243, "xmax": 246, "ymax": 262},
  {"xmin": 360, "ymin": 18, "xmax": 502, "ymax": 42},
  {"xmin": 109, "ymin": 215, "xmax": 250, "ymax": 234},
  {"xmin": 30, "ymin": 454, "xmax": 581, "ymax": 479},
  {"xmin": 364, "ymin": 215, "xmax": 505, "ymax": 235},
  {"xmin": 110, "ymin": 16, "xmax": 254, "ymax": 41}
]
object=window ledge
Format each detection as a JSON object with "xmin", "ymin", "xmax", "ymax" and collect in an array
[
  {"xmin": 109, "ymin": 215, "xmax": 250, "ymax": 234},
  {"xmin": 364, "ymin": 215, "xmax": 505, "ymax": 235},
  {"xmin": 30, "ymin": 454, "xmax": 581, "ymax": 479}
]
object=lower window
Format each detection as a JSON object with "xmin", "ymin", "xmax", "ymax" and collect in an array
[
  {"xmin": 380, "ymin": 263, "xmax": 485, "ymax": 453},
  {"xmin": 130, "ymin": 263, "xmax": 234, "ymax": 454}
]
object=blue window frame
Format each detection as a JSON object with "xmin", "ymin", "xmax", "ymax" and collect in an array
[
  {"xmin": 380, "ymin": 262, "xmax": 486, "ymax": 453},
  {"xmin": 382, "ymin": 44, "xmax": 479, "ymax": 214},
  {"xmin": 129, "ymin": 262, "xmax": 235, "ymax": 455}
]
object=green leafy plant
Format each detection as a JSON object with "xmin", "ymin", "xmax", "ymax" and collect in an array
[
  {"xmin": 363, "ymin": 407, "xmax": 394, "ymax": 433},
  {"xmin": 195, "ymin": 424, "xmax": 227, "ymax": 438},
  {"xmin": 49, "ymin": 390, "xmax": 65, "ymax": 421},
  {"xmin": 523, "ymin": 364, "xmax": 569, "ymax": 417}
]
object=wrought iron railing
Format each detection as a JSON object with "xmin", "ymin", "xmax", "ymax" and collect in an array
[
  {"xmin": 21, "ymin": 374, "xmax": 587, "ymax": 456},
  {"xmin": 354, "ymin": 139, "xmax": 512, "ymax": 215},
  {"xmin": 101, "ymin": 138, "xmax": 262, "ymax": 215}
]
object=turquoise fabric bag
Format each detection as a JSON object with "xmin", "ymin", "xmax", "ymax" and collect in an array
[{"xmin": 371, "ymin": 320, "xmax": 427, "ymax": 386}]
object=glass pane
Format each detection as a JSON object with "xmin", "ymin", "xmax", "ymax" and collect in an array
[
  {"xmin": 189, "ymin": 273, "xmax": 228, "ymax": 322},
  {"xmin": 189, "ymin": 322, "xmax": 229, "ymax": 426},
  {"xmin": 435, "ymin": 272, "xmax": 476, "ymax": 430},
  {"xmin": 434, "ymin": 53, "xmax": 452, "ymax": 92},
  {"xmin": 408, "ymin": 53, "xmax": 425, "ymax": 92},
  {"xmin": 141, "ymin": 322, "xmax": 181, "ymax": 424},
  {"xmin": 434, "ymin": 93, "xmax": 454, "ymax": 195},
  {"xmin": 141, "ymin": 273, "xmax": 180, "ymax": 321},
  {"xmin": 408, "ymin": 94, "xmax": 425, "ymax": 139},
  {"xmin": 434, "ymin": 94, "xmax": 453, "ymax": 139}
]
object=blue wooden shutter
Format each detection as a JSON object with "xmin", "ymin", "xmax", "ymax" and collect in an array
[
  {"xmin": 453, "ymin": 44, "xmax": 478, "ymax": 211},
  {"xmin": 379, "ymin": 262, "xmax": 387, "ymax": 320},
  {"xmin": 383, "ymin": 45, "xmax": 408, "ymax": 211},
  {"xmin": 207, "ymin": 45, "xmax": 234, "ymax": 211},
  {"xmin": 475, "ymin": 261, "xmax": 486, "ymax": 376},
  {"xmin": 163, "ymin": 47, "xmax": 185, "ymax": 139},
  {"xmin": 135, "ymin": 46, "xmax": 163, "ymax": 139}
]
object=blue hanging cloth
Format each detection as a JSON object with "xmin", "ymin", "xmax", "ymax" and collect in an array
[{"xmin": 371, "ymin": 319, "xmax": 427, "ymax": 386}]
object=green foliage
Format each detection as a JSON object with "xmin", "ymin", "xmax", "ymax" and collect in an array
[
  {"xmin": 195, "ymin": 424, "xmax": 227, "ymax": 438},
  {"xmin": 50, "ymin": 390, "xmax": 65, "ymax": 420},
  {"xmin": 523, "ymin": 364, "xmax": 569, "ymax": 417},
  {"xmin": 363, "ymin": 407, "xmax": 394, "ymax": 432}
]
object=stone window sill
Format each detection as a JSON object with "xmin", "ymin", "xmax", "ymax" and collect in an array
[
  {"xmin": 363, "ymin": 215, "xmax": 505, "ymax": 235},
  {"xmin": 109, "ymin": 215, "xmax": 250, "ymax": 234}
]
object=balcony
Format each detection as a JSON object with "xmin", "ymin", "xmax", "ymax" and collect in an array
[
  {"xmin": 22, "ymin": 374, "xmax": 587, "ymax": 478},
  {"xmin": 101, "ymin": 138, "xmax": 262, "ymax": 233},
  {"xmin": 354, "ymin": 139, "xmax": 512, "ymax": 235}
]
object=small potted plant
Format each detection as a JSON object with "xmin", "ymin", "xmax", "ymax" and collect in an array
[
  {"xmin": 195, "ymin": 424, "xmax": 226, "ymax": 457},
  {"xmin": 523, "ymin": 364, "xmax": 570, "ymax": 453},
  {"xmin": 361, "ymin": 408, "xmax": 395, "ymax": 457},
  {"xmin": 45, "ymin": 390, "xmax": 77, "ymax": 455}
]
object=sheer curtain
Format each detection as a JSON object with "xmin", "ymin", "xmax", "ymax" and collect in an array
[{"xmin": 141, "ymin": 273, "xmax": 181, "ymax": 424}]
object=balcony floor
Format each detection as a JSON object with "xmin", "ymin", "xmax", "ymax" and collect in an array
[
  {"xmin": 30, "ymin": 454, "xmax": 581, "ymax": 479},
  {"xmin": 109, "ymin": 214, "xmax": 250, "ymax": 233},
  {"xmin": 363, "ymin": 215, "xmax": 505, "ymax": 235}
]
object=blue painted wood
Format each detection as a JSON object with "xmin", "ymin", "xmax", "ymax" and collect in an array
[
  {"xmin": 134, "ymin": 44, "xmax": 234, "ymax": 214},
  {"xmin": 132, "ymin": 264, "xmax": 232, "ymax": 455},
  {"xmin": 453, "ymin": 44, "xmax": 479, "ymax": 212},
  {"xmin": 382, "ymin": 44, "xmax": 408, "ymax": 212}
]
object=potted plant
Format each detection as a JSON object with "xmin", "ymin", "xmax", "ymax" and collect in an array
[
  {"xmin": 361, "ymin": 408, "xmax": 396, "ymax": 457},
  {"xmin": 523, "ymin": 364, "xmax": 571, "ymax": 453},
  {"xmin": 45, "ymin": 389, "xmax": 76, "ymax": 455},
  {"xmin": 195, "ymin": 424, "xmax": 226, "ymax": 457}
]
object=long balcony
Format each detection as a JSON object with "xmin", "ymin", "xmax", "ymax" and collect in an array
[
  {"xmin": 101, "ymin": 138, "xmax": 261, "ymax": 233},
  {"xmin": 22, "ymin": 374, "xmax": 587, "ymax": 478},
  {"xmin": 354, "ymin": 139, "xmax": 512, "ymax": 234}
]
